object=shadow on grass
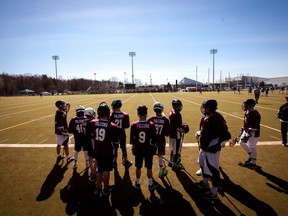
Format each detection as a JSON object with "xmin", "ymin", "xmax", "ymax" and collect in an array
[
  {"xmin": 156, "ymin": 175, "xmax": 196, "ymax": 215},
  {"xmin": 219, "ymin": 167, "xmax": 277, "ymax": 216},
  {"xmin": 59, "ymin": 166, "xmax": 167, "ymax": 216},
  {"xmin": 60, "ymin": 168, "xmax": 118, "ymax": 216},
  {"xmin": 36, "ymin": 160, "xmax": 69, "ymax": 201},
  {"xmin": 254, "ymin": 167, "xmax": 288, "ymax": 194},
  {"xmin": 111, "ymin": 167, "xmax": 165, "ymax": 216},
  {"xmin": 174, "ymin": 168, "xmax": 235, "ymax": 216}
]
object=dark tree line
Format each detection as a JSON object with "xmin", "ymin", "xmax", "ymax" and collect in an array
[{"xmin": 0, "ymin": 73, "xmax": 123, "ymax": 96}]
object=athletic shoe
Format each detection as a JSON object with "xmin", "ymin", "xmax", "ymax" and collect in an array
[
  {"xmin": 56, "ymin": 155, "xmax": 65, "ymax": 162},
  {"xmin": 148, "ymin": 182, "xmax": 158, "ymax": 191},
  {"xmin": 89, "ymin": 172, "xmax": 96, "ymax": 182},
  {"xmin": 202, "ymin": 191, "xmax": 218, "ymax": 200},
  {"xmin": 158, "ymin": 169, "xmax": 168, "ymax": 178},
  {"xmin": 122, "ymin": 160, "xmax": 132, "ymax": 168},
  {"xmin": 94, "ymin": 187, "xmax": 102, "ymax": 196},
  {"xmin": 102, "ymin": 186, "xmax": 113, "ymax": 196},
  {"xmin": 243, "ymin": 162, "xmax": 257, "ymax": 169},
  {"xmin": 73, "ymin": 161, "xmax": 78, "ymax": 170},
  {"xmin": 67, "ymin": 156, "xmax": 74, "ymax": 163},
  {"xmin": 282, "ymin": 143, "xmax": 288, "ymax": 147},
  {"xmin": 196, "ymin": 168, "xmax": 202, "ymax": 176},
  {"xmin": 134, "ymin": 181, "xmax": 141, "ymax": 189},
  {"xmin": 244, "ymin": 158, "xmax": 252, "ymax": 165},
  {"xmin": 196, "ymin": 180, "xmax": 210, "ymax": 190}
]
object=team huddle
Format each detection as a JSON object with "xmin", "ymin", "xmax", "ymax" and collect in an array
[{"xmin": 54, "ymin": 97, "xmax": 262, "ymax": 200}]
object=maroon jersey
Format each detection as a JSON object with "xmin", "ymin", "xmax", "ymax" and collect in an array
[
  {"xmin": 130, "ymin": 120, "xmax": 156, "ymax": 155},
  {"xmin": 169, "ymin": 109, "xmax": 182, "ymax": 139},
  {"xmin": 68, "ymin": 116, "xmax": 86, "ymax": 144},
  {"xmin": 87, "ymin": 119, "xmax": 118, "ymax": 157},
  {"xmin": 148, "ymin": 115, "xmax": 169, "ymax": 147},
  {"xmin": 199, "ymin": 112, "xmax": 227, "ymax": 152},
  {"xmin": 55, "ymin": 110, "xmax": 68, "ymax": 135},
  {"xmin": 243, "ymin": 109, "xmax": 261, "ymax": 137},
  {"xmin": 110, "ymin": 111, "xmax": 130, "ymax": 139}
]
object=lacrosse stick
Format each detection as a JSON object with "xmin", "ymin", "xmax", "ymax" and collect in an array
[
  {"xmin": 228, "ymin": 128, "xmax": 243, "ymax": 146},
  {"xmin": 156, "ymin": 154, "xmax": 179, "ymax": 167}
]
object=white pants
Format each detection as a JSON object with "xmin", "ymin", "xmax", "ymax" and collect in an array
[
  {"xmin": 56, "ymin": 134, "xmax": 71, "ymax": 146},
  {"xmin": 239, "ymin": 131, "xmax": 258, "ymax": 160},
  {"xmin": 197, "ymin": 149, "xmax": 220, "ymax": 176}
]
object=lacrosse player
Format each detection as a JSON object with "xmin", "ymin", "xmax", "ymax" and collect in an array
[
  {"xmin": 238, "ymin": 99, "xmax": 261, "ymax": 168},
  {"xmin": 278, "ymin": 97, "xmax": 288, "ymax": 147},
  {"xmin": 130, "ymin": 105, "xmax": 158, "ymax": 191},
  {"xmin": 68, "ymin": 105, "xmax": 89, "ymax": 170},
  {"xmin": 168, "ymin": 99, "xmax": 186, "ymax": 169},
  {"xmin": 84, "ymin": 107, "xmax": 97, "ymax": 181},
  {"xmin": 196, "ymin": 99, "xmax": 230, "ymax": 200},
  {"xmin": 54, "ymin": 100, "xmax": 74, "ymax": 163},
  {"xmin": 148, "ymin": 102, "xmax": 170, "ymax": 178},
  {"xmin": 110, "ymin": 99, "xmax": 132, "ymax": 168},
  {"xmin": 87, "ymin": 102, "xmax": 119, "ymax": 196}
]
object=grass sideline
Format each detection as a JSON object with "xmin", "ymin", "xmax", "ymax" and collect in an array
[{"xmin": 0, "ymin": 91, "xmax": 288, "ymax": 215}]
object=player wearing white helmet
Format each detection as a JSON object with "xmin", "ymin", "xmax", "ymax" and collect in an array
[
  {"xmin": 68, "ymin": 105, "xmax": 89, "ymax": 170},
  {"xmin": 148, "ymin": 102, "xmax": 170, "ymax": 178},
  {"xmin": 84, "ymin": 107, "xmax": 97, "ymax": 181}
]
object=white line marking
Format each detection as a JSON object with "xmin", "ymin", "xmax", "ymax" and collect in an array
[{"xmin": 0, "ymin": 141, "xmax": 282, "ymax": 148}]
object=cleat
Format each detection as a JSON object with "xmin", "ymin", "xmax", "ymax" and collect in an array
[
  {"xmin": 202, "ymin": 191, "xmax": 218, "ymax": 200},
  {"xmin": 67, "ymin": 156, "xmax": 74, "ymax": 163},
  {"xmin": 244, "ymin": 158, "xmax": 252, "ymax": 165},
  {"xmin": 56, "ymin": 155, "xmax": 65, "ymax": 162},
  {"xmin": 134, "ymin": 181, "xmax": 141, "ymax": 189},
  {"xmin": 196, "ymin": 180, "xmax": 210, "ymax": 190},
  {"xmin": 122, "ymin": 160, "xmax": 133, "ymax": 168},
  {"xmin": 158, "ymin": 169, "xmax": 168, "ymax": 178},
  {"xmin": 94, "ymin": 187, "xmax": 102, "ymax": 196},
  {"xmin": 89, "ymin": 172, "xmax": 96, "ymax": 182},
  {"xmin": 148, "ymin": 182, "xmax": 158, "ymax": 191},
  {"xmin": 243, "ymin": 162, "xmax": 257, "ymax": 169},
  {"xmin": 196, "ymin": 168, "xmax": 202, "ymax": 176},
  {"xmin": 102, "ymin": 186, "xmax": 113, "ymax": 196}
]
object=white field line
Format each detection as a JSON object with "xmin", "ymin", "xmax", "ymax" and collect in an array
[
  {"xmin": 0, "ymin": 141, "xmax": 282, "ymax": 148},
  {"xmin": 0, "ymin": 114, "xmax": 54, "ymax": 132}
]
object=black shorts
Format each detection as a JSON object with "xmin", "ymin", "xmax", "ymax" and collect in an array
[{"xmin": 96, "ymin": 156, "xmax": 113, "ymax": 173}]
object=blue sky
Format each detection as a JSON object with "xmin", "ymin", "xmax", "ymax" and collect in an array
[{"xmin": 1, "ymin": 0, "xmax": 287, "ymax": 85}]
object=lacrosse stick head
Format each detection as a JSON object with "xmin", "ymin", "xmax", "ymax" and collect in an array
[{"xmin": 229, "ymin": 137, "xmax": 239, "ymax": 146}]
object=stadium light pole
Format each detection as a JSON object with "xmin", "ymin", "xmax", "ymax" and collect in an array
[
  {"xmin": 52, "ymin": 55, "xmax": 59, "ymax": 79},
  {"xmin": 129, "ymin": 52, "xmax": 136, "ymax": 84},
  {"xmin": 210, "ymin": 49, "xmax": 217, "ymax": 90}
]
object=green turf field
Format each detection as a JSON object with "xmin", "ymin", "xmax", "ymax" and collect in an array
[{"xmin": 0, "ymin": 91, "xmax": 287, "ymax": 216}]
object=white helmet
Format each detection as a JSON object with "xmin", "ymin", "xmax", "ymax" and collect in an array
[
  {"xmin": 76, "ymin": 105, "xmax": 85, "ymax": 113},
  {"xmin": 153, "ymin": 102, "xmax": 163, "ymax": 113},
  {"xmin": 84, "ymin": 107, "xmax": 96, "ymax": 118}
]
